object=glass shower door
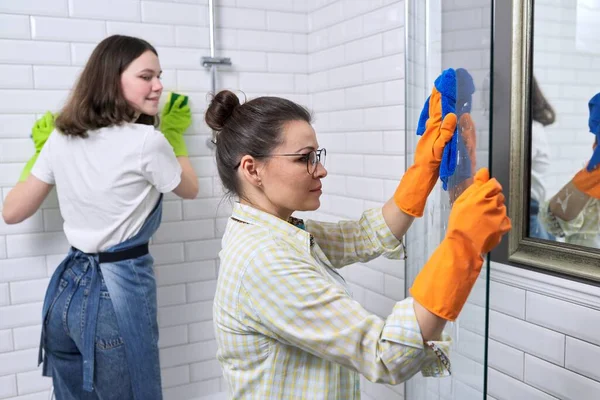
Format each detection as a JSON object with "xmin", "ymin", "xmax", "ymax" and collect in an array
[{"xmin": 404, "ymin": 1, "xmax": 493, "ymax": 399}]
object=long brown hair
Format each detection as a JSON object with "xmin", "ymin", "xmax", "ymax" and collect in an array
[
  {"xmin": 55, "ymin": 35, "xmax": 158, "ymax": 137},
  {"xmin": 531, "ymin": 75, "xmax": 555, "ymax": 126}
]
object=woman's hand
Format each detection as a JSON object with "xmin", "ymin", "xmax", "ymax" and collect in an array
[
  {"xmin": 160, "ymin": 93, "xmax": 192, "ymax": 157},
  {"xmin": 19, "ymin": 111, "xmax": 56, "ymax": 182},
  {"xmin": 393, "ymin": 83, "xmax": 457, "ymax": 217},
  {"xmin": 410, "ymin": 168, "xmax": 511, "ymax": 321}
]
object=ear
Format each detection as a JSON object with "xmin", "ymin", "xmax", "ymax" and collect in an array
[{"xmin": 239, "ymin": 155, "xmax": 263, "ymax": 188}]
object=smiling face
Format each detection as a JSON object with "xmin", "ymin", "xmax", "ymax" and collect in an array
[{"xmin": 120, "ymin": 50, "xmax": 163, "ymax": 116}]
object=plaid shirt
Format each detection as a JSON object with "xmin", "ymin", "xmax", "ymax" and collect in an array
[
  {"xmin": 213, "ymin": 203, "xmax": 451, "ymax": 399},
  {"xmin": 539, "ymin": 198, "xmax": 600, "ymax": 247}
]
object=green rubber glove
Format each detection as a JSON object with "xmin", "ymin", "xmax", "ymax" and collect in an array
[
  {"xmin": 19, "ymin": 111, "xmax": 56, "ymax": 182},
  {"xmin": 160, "ymin": 92, "xmax": 191, "ymax": 157}
]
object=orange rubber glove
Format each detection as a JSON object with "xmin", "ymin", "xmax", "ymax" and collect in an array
[
  {"xmin": 410, "ymin": 168, "xmax": 512, "ymax": 320},
  {"xmin": 449, "ymin": 113, "xmax": 477, "ymax": 205},
  {"xmin": 394, "ymin": 86, "xmax": 457, "ymax": 217},
  {"xmin": 572, "ymin": 167, "xmax": 600, "ymax": 199}
]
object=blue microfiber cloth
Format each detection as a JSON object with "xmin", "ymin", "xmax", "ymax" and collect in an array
[
  {"xmin": 417, "ymin": 69, "xmax": 456, "ymax": 190},
  {"xmin": 418, "ymin": 68, "xmax": 479, "ymax": 191},
  {"xmin": 416, "ymin": 68, "xmax": 476, "ymax": 190},
  {"xmin": 587, "ymin": 92, "xmax": 600, "ymax": 171}
]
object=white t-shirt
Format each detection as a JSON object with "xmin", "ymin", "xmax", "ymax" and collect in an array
[
  {"xmin": 32, "ymin": 123, "xmax": 182, "ymax": 252},
  {"xmin": 531, "ymin": 121, "xmax": 551, "ymax": 204}
]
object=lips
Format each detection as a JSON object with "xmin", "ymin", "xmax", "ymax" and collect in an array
[{"xmin": 310, "ymin": 185, "xmax": 322, "ymax": 192}]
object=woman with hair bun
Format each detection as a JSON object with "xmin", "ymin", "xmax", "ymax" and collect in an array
[{"xmin": 208, "ymin": 88, "xmax": 510, "ymax": 399}]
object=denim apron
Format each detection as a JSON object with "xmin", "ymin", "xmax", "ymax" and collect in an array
[
  {"xmin": 529, "ymin": 198, "xmax": 555, "ymax": 240},
  {"xmin": 38, "ymin": 196, "xmax": 164, "ymax": 399}
]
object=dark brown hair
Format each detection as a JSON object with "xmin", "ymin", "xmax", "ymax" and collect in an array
[
  {"xmin": 205, "ymin": 90, "xmax": 312, "ymax": 199},
  {"xmin": 531, "ymin": 75, "xmax": 555, "ymax": 126},
  {"xmin": 55, "ymin": 35, "xmax": 158, "ymax": 137}
]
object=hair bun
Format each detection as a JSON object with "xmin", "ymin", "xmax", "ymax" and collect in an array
[{"xmin": 205, "ymin": 90, "xmax": 240, "ymax": 131}]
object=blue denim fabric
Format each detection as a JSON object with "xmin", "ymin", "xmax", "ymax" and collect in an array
[
  {"xmin": 39, "ymin": 197, "xmax": 164, "ymax": 400},
  {"xmin": 529, "ymin": 199, "xmax": 554, "ymax": 241}
]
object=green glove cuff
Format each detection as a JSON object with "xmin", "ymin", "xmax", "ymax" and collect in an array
[
  {"xmin": 19, "ymin": 153, "xmax": 39, "ymax": 182},
  {"xmin": 164, "ymin": 133, "xmax": 188, "ymax": 157}
]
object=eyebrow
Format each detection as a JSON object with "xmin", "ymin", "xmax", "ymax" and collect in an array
[
  {"xmin": 139, "ymin": 69, "xmax": 162, "ymax": 75},
  {"xmin": 295, "ymin": 146, "xmax": 316, "ymax": 153}
]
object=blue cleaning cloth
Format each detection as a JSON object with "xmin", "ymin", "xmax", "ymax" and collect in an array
[
  {"xmin": 587, "ymin": 93, "xmax": 600, "ymax": 171},
  {"xmin": 416, "ymin": 69, "xmax": 456, "ymax": 190},
  {"xmin": 418, "ymin": 68, "xmax": 479, "ymax": 190},
  {"xmin": 416, "ymin": 68, "xmax": 476, "ymax": 190}
]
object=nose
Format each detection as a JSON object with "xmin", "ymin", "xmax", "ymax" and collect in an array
[
  {"xmin": 313, "ymin": 161, "xmax": 327, "ymax": 178},
  {"xmin": 153, "ymin": 77, "xmax": 163, "ymax": 93}
]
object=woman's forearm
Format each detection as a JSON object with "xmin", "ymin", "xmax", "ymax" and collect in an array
[
  {"xmin": 549, "ymin": 181, "xmax": 590, "ymax": 221},
  {"xmin": 382, "ymin": 197, "xmax": 415, "ymax": 241},
  {"xmin": 172, "ymin": 156, "xmax": 199, "ymax": 199},
  {"xmin": 413, "ymin": 299, "xmax": 447, "ymax": 342},
  {"xmin": 2, "ymin": 177, "xmax": 53, "ymax": 224}
]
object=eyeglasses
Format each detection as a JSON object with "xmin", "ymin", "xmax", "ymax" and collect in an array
[{"xmin": 234, "ymin": 148, "xmax": 327, "ymax": 175}]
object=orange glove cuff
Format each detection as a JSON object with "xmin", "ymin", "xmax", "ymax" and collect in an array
[
  {"xmin": 393, "ymin": 165, "xmax": 437, "ymax": 217},
  {"xmin": 573, "ymin": 168, "xmax": 600, "ymax": 198},
  {"xmin": 410, "ymin": 235, "xmax": 483, "ymax": 321}
]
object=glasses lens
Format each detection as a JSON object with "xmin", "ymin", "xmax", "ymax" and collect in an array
[
  {"xmin": 308, "ymin": 151, "xmax": 317, "ymax": 174},
  {"xmin": 308, "ymin": 149, "xmax": 326, "ymax": 174}
]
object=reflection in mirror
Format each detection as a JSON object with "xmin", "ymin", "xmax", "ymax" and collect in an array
[{"xmin": 529, "ymin": 0, "xmax": 600, "ymax": 249}]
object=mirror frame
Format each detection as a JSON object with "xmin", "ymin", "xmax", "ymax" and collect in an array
[{"xmin": 491, "ymin": 0, "xmax": 600, "ymax": 283}]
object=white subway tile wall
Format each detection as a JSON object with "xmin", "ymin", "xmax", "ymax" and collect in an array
[
  {"xmin": 488, "ymin": 262, "xmax": 600, "ymax": 400},
  {"xmin": 0, "ymin": 0, "xmax": 409, "ymax": 399}
]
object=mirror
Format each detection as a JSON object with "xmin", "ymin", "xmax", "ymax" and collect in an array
[
  {"xmin": 528, "ymin": 0, "xmax": 600, "ymax": 249},
  {"xmin": 490, "ymin": 0, "xmax": 600, "ymax": 282}
]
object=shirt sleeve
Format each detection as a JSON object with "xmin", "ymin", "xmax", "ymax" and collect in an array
[
  {"xmin": 539, "ymin": 198, "xmax": 600, "ymax": 237},
  {"xmin": 305, "ymin": 207, "xmax": 405, "ymax": 269},
  {"xmin": 239, "ymin": 244, "xmax": 451, "ymax": 384},
  {"xmin": 140, "ymin": 129, "xmax": 182, "ymax": 193},
  {"xmin": 540, "ymin": 199, "xmax": 581, "ymax": 237},
  {"xmin": 31, "ymin": 131, "xmax": 55, "ymax": 184}
]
